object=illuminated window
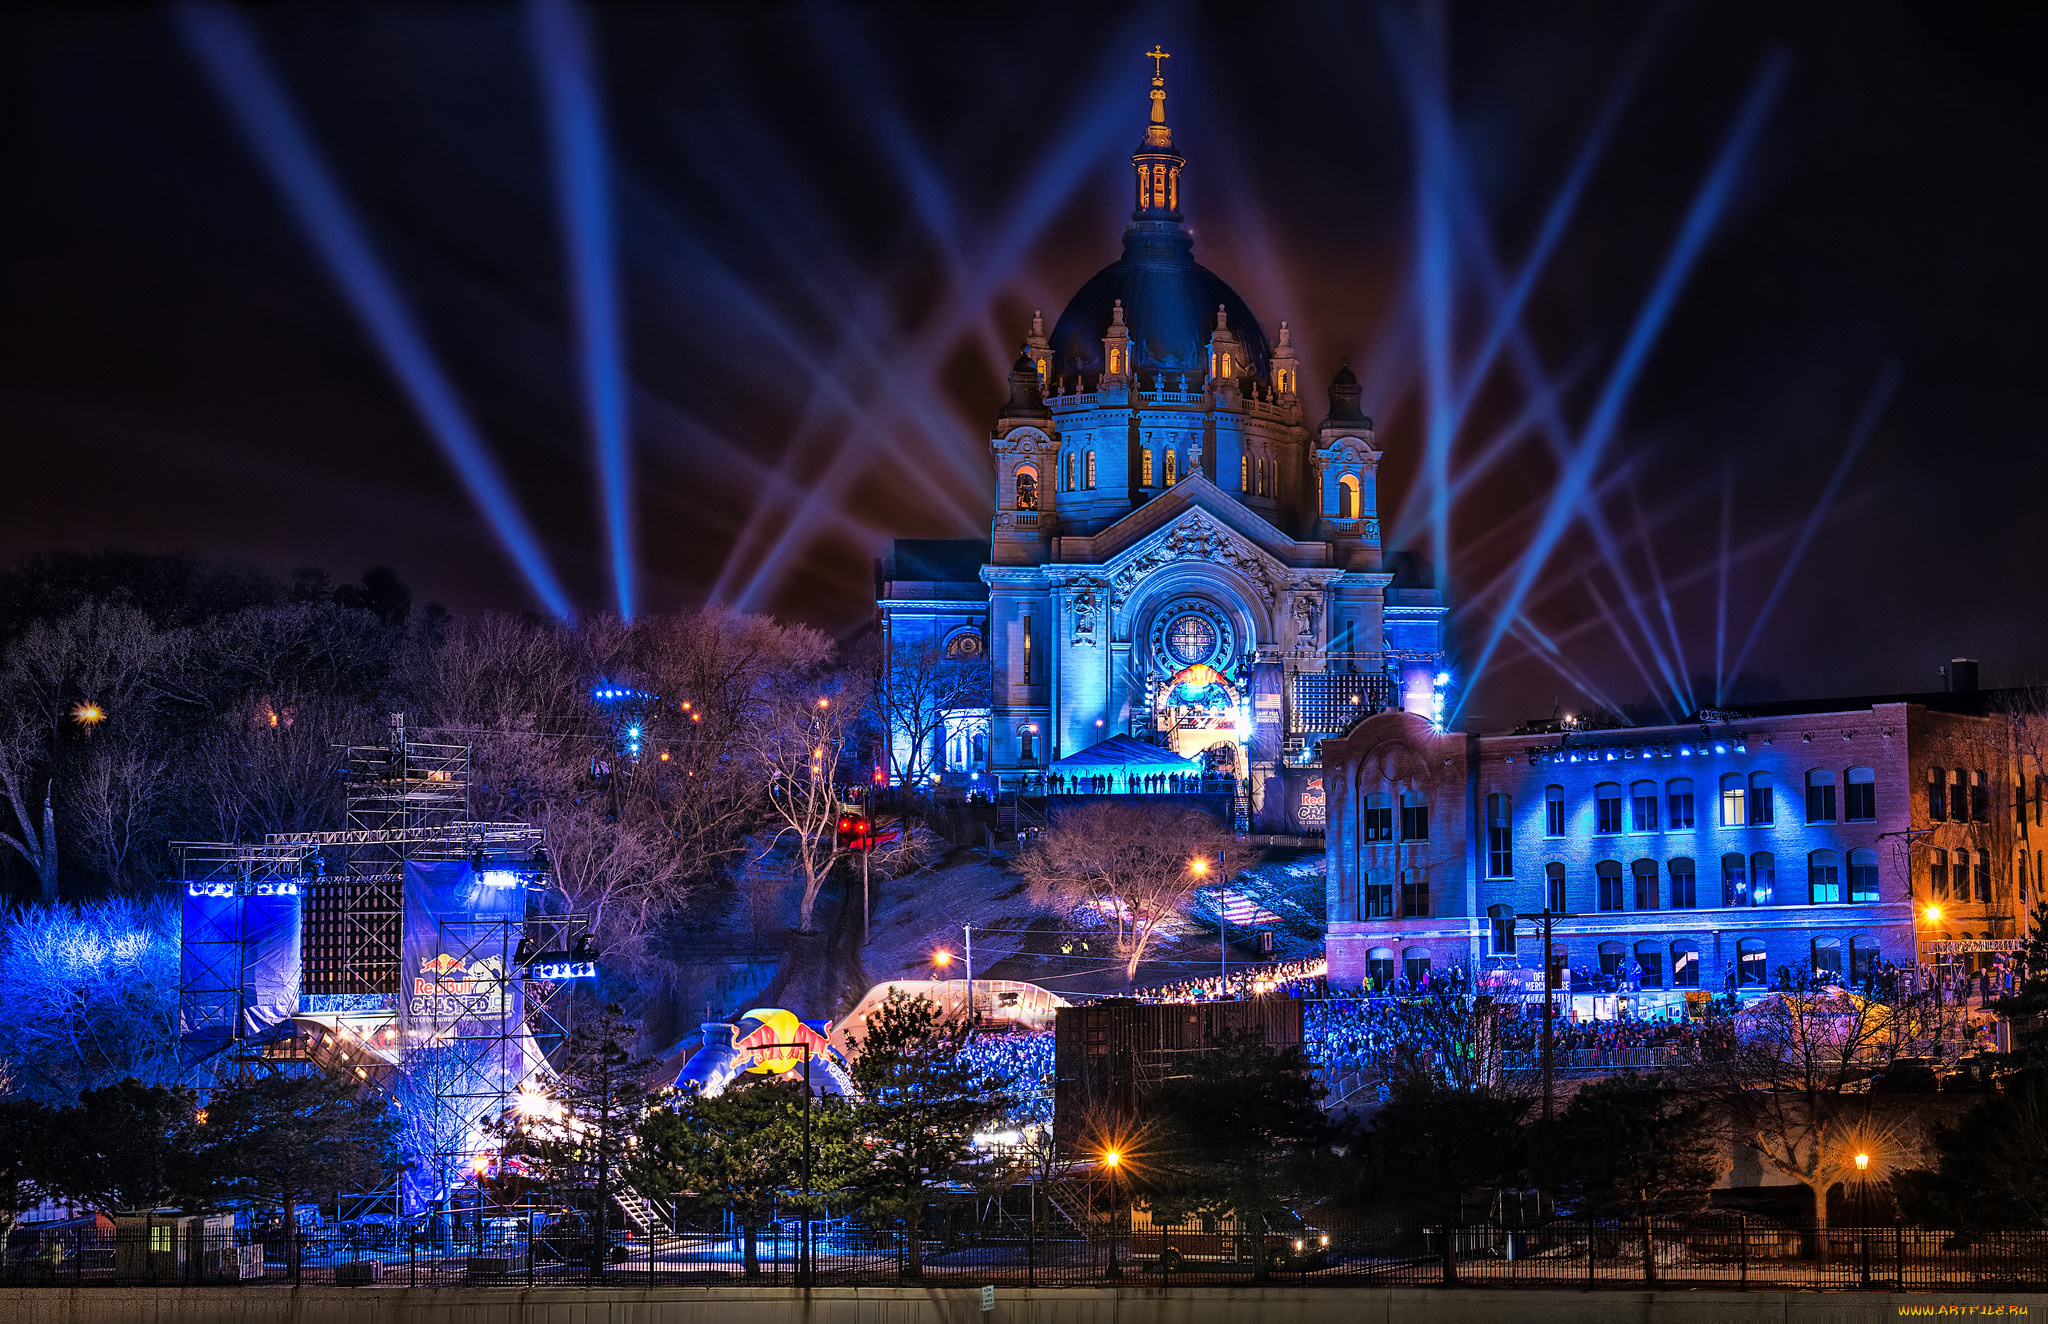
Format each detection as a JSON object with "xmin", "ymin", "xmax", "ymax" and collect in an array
[
  {"xmin": 1338, "ymin": 473, "xmax": 1360, "ymax": 519},
  {"xmin": 1808, "ymin": 849, "xmax": 1840, "ymax": 904},
  {"xmin": 1018, "ymin": 725, "xmax": 1035, "ymax": 762},
  {"xmin": 1812, "ymin": 937, "xmax": 1842, "ymax": 979},
  {"xmin": 1141, "ymin": 449, "xmax": 1154, "ymax": 486},
  {"xmin": 1108, "ymin": 346, "xmax": 1121, "ymax": 374},
  {"xmin": 1085, "ymin": 450, "xmax": 1096, "ymax": 489},
  {"xmin": 1153, "ymin": 164, "xmax": 1167, "ymax": 207},
  {"xmin": 1672, "ymin": 940, "xmax": 1701, "ymax": 987},
  {"xmin": 1168, "ymin": 168, "xmax": 1177, "ymax": 210},
  {"xmin": 1721, "ymin": 852, "xmax": 1748, "ymax": 906},
  {"xmin": 1403, "ymin": 945, "xmax": 1431, "ymax": 981},
  {"xmin": 1257, "ymin": 458, "xmax": 1267, "ymax": 495},
  {"xmin": 1751, "ymin": 851, "xmax": 1775, "ymax": 904},
  {"xmin": 1636, "ymin": 941, "xmax": 1664, "ymax": 987},
  {"xmin": 1014, "ymin": 466, "xmax": 1037, "ymax": 510},
  {"xmin": 1240, "ymin": 454, "xmax": 1250, "ymax": 490},
  {"xmin": 1063, "ymin": 452, "xmax": 1075, "ymax": 491},
  {"xmin": 1851, "ymin": 936, "xmax": 1879, "ymax": 982},
  {"xmin": 1598, "ymin": 941, "xmax": 1625, "ymax": 976},
  {"xmin": 1220, "ymin": 353, "xmax": 1233, "ymax": 379},
  {"xmin": 1596, "ymin": 860, "xmax": 1624, "ymax": 911},
  {"xmin": 1848, "ymin": 848, "xmax": 1879, "ymax": 903},
  {"xmin": 1738, "ymin": 938, "xmax": 1767, "ymax": 987},
  {"xmin": 1846, "ymin": 766, "xmax": 1876, "ymax": 821},
  {"xmin": 1163, "ymin": 449, "xmax": 1177, "ymax": 486},
  {"xmin": 1719, "ymin": 774, "xmax": 1747, "ymax": 827}
]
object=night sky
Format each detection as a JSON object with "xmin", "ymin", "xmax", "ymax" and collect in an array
[{"xmin": 2, "ymin": 3, "xmax": 2041, "ymax": 729}]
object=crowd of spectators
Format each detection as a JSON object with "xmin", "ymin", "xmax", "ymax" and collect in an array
[{"xmin": 961, "ymin": 1029, "xmax": 1055, "ymax": 1124}]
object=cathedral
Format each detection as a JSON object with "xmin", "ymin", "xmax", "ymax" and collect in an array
[{"xmin": 877, "ymin": 51, "xmax": 1447, "ymax": 832}]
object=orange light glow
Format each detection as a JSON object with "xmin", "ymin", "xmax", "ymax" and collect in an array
[
  {"xmin": 934, "ymin": 950, "xmax": 953, "ymax": 968},
  {"xmin": 1102, "ymin": 1150, "xmax": 1121, "ymax": 1168},
  {"xmin": 72, "ymin": 703, "xmax": 105, "ymax": 726}
]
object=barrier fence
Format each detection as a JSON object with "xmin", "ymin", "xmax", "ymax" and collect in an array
[{"xmin": 7, "ymin": 1213, "xmax": 2047, "ymax": 1292}]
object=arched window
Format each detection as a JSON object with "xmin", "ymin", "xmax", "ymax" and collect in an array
[
  {"xmin": 1152, "ymin": 163, "xmax": 1166, "ymax": 207},
  {"xmin": 1488, "ymin": 903, "xmax": 1516, "ymax": 955},
  {"xmin": 944, "ymin": 631, "xmax": 984, "ymax": 660},
  {"xmin": 1597, "ymin": 940, "xmax": 1626, "ymax": 976},
  {"xmin": 1596, "ymin": 860, "xmax": 1625, "ymax": 911},
  {"xmin": 1749, "ymin": 772, "xmax": 1775, "ymax": 825},
  {"xmin": 1808, "ymin": 849, "xmax": 1841, "ymax": 904},
  {"xmin": 1485, "ymin": 793, "xmax": 1513, "ymax": 878},
  {"xmin": 971, "ymin": 731, "xmax": 986, "ymax": 764},
  {"xmin": 1017, "ymin": 724, "xmax": 1036, "ymax": 763},
  {"xmin": 1721, "ymin": 853, "xmax": 1749, "ymax": 907},
  {"xmin": 1399, "ymin": 868, "xmax": 1430, "ymax": 917},
  {"xmin": 1850, "ymin": 936, "xmax": 1880, "ymax": 983},
  {"xmin": 1240, "ymin": 453, "xmax": 1250, "ymax": 491},
  {"xmin": 1809, "ymin": 769, "xmax": 1837, "ymax": 823},
  {"xmin": 1848, "ymin": 848, "xmax": 1879, "ymax": 903},
  {"xmin": 1545, "ymin": 785, "xmax": 1566, "ymax": 836},
  {"xmin": 1974, "ymin": 849, "xmax": 1991, "ymax": 901},
  {"xmin": 1667, "ymin": 778, "xmax": 1696, "ymax": 829},
  {"xmin": 1930, "ymin": 847, "xmax": 1950, "ymax": 898},
  {"xmin": 1014, "ymin": 466, "xmax": 1038, "ymax": 510},
  {"xmin": 1632, "ymin": 859, "xmax": 1659, "ymax": 910},
  {"xmin": 1812, "ymin": 937, "xmax": 1843, "ymax": 981},
  {"xmin": 1927, "ymin": 766, "xmax": 1947, "ymax": 822},
  {"xmin": 1951, "ymin": 769, "xmax": 1968, "ymax": 824},
  {"xmin": 1630, "ymin": 780, "xmax": 1659, "ymax": 832},
  {"xmin": 1595, "ymin": 783, "xmax": 1624, "ymax": 834},
  {"xmin": 1363, "ymin": 869, "xmax": 1393, "ymax": 918},
  {"xmin": 1257, "ymin": 457, "xmax": 1268, "ymax": 496},
  {"xmin": 1738, "ymin": 938, "xmax": 1768, "ymax": 987},
  {"xmin": 1163, "ymin": 449, "xmax": 1178, "ymax": 486},
  {"xmin": 1669, "ymin": 857, "xmax": 1697, "ymax": 909},
  {"xmin": 1366, "ymin": 947, "xmax": 1396, "ymax": 991},
  {"xmin": 1400, "ymin": 790, "xmax": 1430, "ymax": 841},
  {"xmin": 1403, "ymin": 946, "xmax": 1432, "ymax": 984},
  {"xmin": 1635, "ymin": 941, "xmax": 1665, "ymax": 988},
  {"xmin": 1719, "ymin": 773, "xmax": 1747, "ymax": 827},
  {"xmin": 1545, "ymin": 861, "xmax": 1567, "ymax": 912},
  {"xmin": 1085, "ymin": 450, "xmax": 1097, "ymax": 489},
  {"xmin": 1972, "ymin": 769, "xmax": 1988, "ymax": 822},
  {"xmin": 1337, "ymin": 473, "xmax": 1361, "ymax": 519},
  {"xmin": 1672, "ymin": 940, "xmax": 1701, "ymax": 987},
  {"xmin": 1141, "ymin": 449, "xmax": 1154, "ymax": 486},
  {"xmin": 1363, "ymin": 792, "xmax": 1393, "ymax": 842},
  {"xmin": 1846, "ymin": 766, "xmax": 1877, "ymax": 821},
  {"xmin": 1751, "ymin": 852, "xmax": 1775, "ymax": 906},
  {"xmin": 1063, "ymin": 452, "xmax": 1076, "ymax": 491}
]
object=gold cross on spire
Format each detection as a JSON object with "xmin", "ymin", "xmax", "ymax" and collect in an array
[{"xmin": 1147, "ymin": 45, "xmax": 1171, "ymax": 80}]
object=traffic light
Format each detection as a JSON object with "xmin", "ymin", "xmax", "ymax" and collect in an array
[{"xmin": 837, "ymin": 814, "xmax": 877, "ymax": 852}]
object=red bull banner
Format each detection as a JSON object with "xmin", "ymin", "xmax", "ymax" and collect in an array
[{"xmin": 402, "ymin": 861, "xmax": 523, "ymax": 1031}]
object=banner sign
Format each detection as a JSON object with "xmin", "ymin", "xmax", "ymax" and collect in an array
[
  {"xmin": 1280, "ymin": 768, "xmax": 1327, "ymax": 834},
  {"xmin": 179, "ymin": 882, "xmax": 302, "ymax": 1048},
  {"xmin": 1929, "ymin": 939, "xmax": 2023, "ymax": 954},
  {"xmin": 402, "ymin": 861, "xmax": 523, "ymax": 1032}
]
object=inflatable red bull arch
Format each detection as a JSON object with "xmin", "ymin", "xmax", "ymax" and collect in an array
[{"xmin": 674, "ymin": 1008, "xmax": 855, "ymax": 1098}]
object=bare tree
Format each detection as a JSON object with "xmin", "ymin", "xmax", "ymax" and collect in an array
[
  {"xmin": 874, "ymin": 637, "xmax": 991, "ymax": 788},
  {"xmin": 1680, "ymin": 970, "xmax": 1961, "ymax": 1247},
  {"xmin": 71, "ymin": 743, "xmax": 169, "ymax": 892},
  {"xmin": 1015, "ymin": 802, "xmax": 1251, "ymax": 982},
  {"xmin": 0, "ymin": 728, "xmax": 58, "ymax": 904},
  {"xmin": 756, "ymin": 676, "xmax": 871, "ymax": 931}
]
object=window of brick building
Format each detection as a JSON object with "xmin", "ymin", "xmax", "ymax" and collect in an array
[
  {"xmin": 1721, "ymin": 852, "xmax": 1748, "ymax": 907},
  {"xmin": 1486, "ymin": 793, "xmax": 1513, "ymax": 878},
  {"xmin": 1751, "ymin": 851, "xmax": 1776, "ymax": 906},
  {"xmin": 1749, "ymin": 773, "xmax": 1775, "ymax": 826},
  {"xmin": 1364, "ymin": 792, "xmax": 1393, "ymax": 842},
  {"xmin": 1400, "ymin": 790, "xmax": 1430, "ymax": 841},
  {"xmin": 1927, "ymin": 767, "xmax": 1947, "ymax": 822},
  {"xmin": 1668, "ymin": 778, "xmax": 1696, "ymax": 829},
  {"xmin": 1596, "ymin": 783, "xmax": 1624, "ymax": 835},
  {"xmin": 1545, "ymin": 785, "xmax": 1566, "ymax": 836},
  {"xmin": 1848, "ymin": 848, "xmax": 1879, "ymax": 903},
  {"xmin": 1720, "ymin": 774, "xmax": 1747, "ymax": 828},
  {"xmin": 1672, "ymin": 940, "xmax": 1701, "ymax": 987},
  {"xmin": 1809, "ymin": 770, "xmax": 1838, "ymax": 823},
  {"xmin": 1668, "ymin": 857, "xmax": 1697, "ymax": 909},
  {"xmin": 1809, "ymin": 849, "xmax": 1841, "ymax": 904},
  {"xmin": 1399, "ymin": 869, "xmax": 1430, "ymax": 918},
  {"xmin": 1545, "ymin": 861, "xmax": 1567, "ymax": 913},
  {"xmin": 1846, "ymin": 767, "xmax": 1877, "ymax": 822},
  {"xmin": 1632, "ymin": 858, "xmax": 1660, "ymax": 910},
  {"xmin": 1631, "ymin": 781, "xmax": 1659, "ymax": 832},
  {"xmin": 1597, "ymin": 860, "xmax": 1625, "ymax": 912}
]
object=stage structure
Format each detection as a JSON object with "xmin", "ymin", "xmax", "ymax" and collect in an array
[{"xmin": 175, "ymin": 713, "xmax": 592, "ymax": 1217}]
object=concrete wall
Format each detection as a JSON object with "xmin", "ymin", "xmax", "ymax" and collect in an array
[{"xmin": 3, "ymin": 1285, "xmax": 2024, "ymax": 1324}]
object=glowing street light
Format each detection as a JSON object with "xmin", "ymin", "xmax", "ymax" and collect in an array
[
  {"xmin": 1102, "ymin": 1149, "xmax": 1121, "ymax": 1168},
  {"xmin": 1923, "ymin": 905, "xmax": 1942, "ymax": 923},
  {"xmin": 1855, "ymin": 1153, "xmax": 1870, "ymax": 1172},
  {"xmin": 933, "ymin": 950, "xmax": 953, "ymax": 968},
  {"xmin": 72, "ymin": 703, "xmax": 105, "ymax": 728},
  {"xmin": 1189, "ymin": 859, "xmax": 1209, "ymax": 877}
]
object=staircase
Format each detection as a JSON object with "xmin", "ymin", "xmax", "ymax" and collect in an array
[
  {"xmin": 611, "ymin": 1184, "xmax": 665, "ymax": 1237},
  {"xmin": 1036, "ymin": 1178, "xmax": 1097, "ymax": 1237}
]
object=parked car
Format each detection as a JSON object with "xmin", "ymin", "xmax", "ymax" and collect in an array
[
  {"xmin": 530, "ymin": 1213, "xmax": 629, "ymax": 1266},
  {"xmin": 1129, "ymin": 1205, "xmax": 1330, "ymax": 1272}
]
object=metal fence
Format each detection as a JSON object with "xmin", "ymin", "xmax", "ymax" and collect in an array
[{"xmin": 7, "ymin": 1214, "xmax": 2048, "ymax": 1292}]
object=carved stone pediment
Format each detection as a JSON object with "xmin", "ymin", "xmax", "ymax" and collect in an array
[
  {"xmin": 994, "ymin": 426, "xmax": 1056, "ymax": 455},
  {"xmin": 1107, "ymin": 510, "xmax": 1280, "ymax": 611}
]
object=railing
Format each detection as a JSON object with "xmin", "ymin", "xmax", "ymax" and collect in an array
[{"xmin": 9, "ymin": 1214, "xmax": 2048, "ymax": 1292}]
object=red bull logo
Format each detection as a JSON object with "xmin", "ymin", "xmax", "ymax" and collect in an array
[{"xmin": 734, "ymin": 1008, "xmax": 835, "ymax": 1075}]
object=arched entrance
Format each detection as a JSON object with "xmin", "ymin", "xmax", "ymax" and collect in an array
[{"xmin": 1152, "ymin": 663, "xmax": 1246, "ymax": 772}]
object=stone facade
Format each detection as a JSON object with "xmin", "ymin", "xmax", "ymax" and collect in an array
[{"xmin": 1323, "ymin": 694, "xmax": 2036, "ymax": 994}]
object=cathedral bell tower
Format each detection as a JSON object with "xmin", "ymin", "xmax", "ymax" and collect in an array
[{"xmin": 1131, "ymin": 46, "xmax": 1184, "ymax": 225}]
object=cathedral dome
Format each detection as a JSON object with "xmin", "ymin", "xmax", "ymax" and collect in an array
[{"xmin": 1049, "ymin": 226, "xmax": 1273, "ymax": 382}]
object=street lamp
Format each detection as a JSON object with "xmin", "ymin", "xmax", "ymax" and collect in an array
[
  {"xmin": 759, "ymin": 1041, "xmax": 816, "ymax": 1285},
  {"xmin": 1101, "ymin": 1149, "xmax": 1125, "ymax": 1279}
]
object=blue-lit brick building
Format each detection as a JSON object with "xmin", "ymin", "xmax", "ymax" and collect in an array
[{"xmin": 1322, "ymin": 686, "xmax": 2036, "ymax": 1000}]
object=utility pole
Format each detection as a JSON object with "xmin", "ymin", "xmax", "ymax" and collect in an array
[
  {"xmin": 964, "ymin": 924, "xmax": 974, "ymax": 1024},
  {"xmin": 1515, "ymin": 907, "xmax": 1577, "ymax": 1124}
]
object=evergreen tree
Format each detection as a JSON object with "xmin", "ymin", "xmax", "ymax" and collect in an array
[
  {"xmin": 497, "ymin": 1004, "xmax": 655, "ymax": 1278},
  {"xmin": 49, "ymin": 1078, "xmax": 205, "ymax": 1212},
  {"xmin": 1895, "ymin": 1069, "xmax": 2048, "ymax": 1231},
  {"xmin": 630, "ymin": 1078, "xmax": 859, "ymax": 1276},
  {"xmin": 0, "ymin": 1098, "xmax": 61, "ymax": 1245},
  {"xmin": 847, "ymin": 992, "xmax": 1010, "ymax": 1279},
  {"xmin": 194, "ymin": 1071, "xmax": 399, "ymax": 1275},
  {"xmin": 1365, "ymin": 1076, "xmax": 1527, "ymax": 1282},
  {"xmin": 1993, "ymin": 898, "xmax": 2048, "ymax": 1063},
  {"xmin": 1137, "ymin": 1029, "xmax": 1331, "ymax": 1277}
]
